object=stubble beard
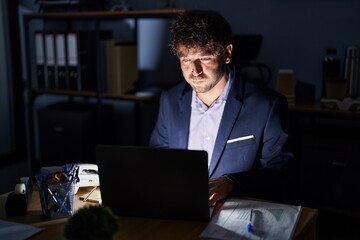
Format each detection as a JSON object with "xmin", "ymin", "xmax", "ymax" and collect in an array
[{"xmin": 188, "ymin": 67, "xmax": 225, "ymax": 94}]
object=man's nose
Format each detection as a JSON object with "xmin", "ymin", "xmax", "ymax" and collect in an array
[{"xmin": 191, "ymin": 60, "xmax": 203, "ymax": 76}]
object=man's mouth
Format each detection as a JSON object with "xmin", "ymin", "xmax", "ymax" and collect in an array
[{"xmin": 191, "ymin": 75, "xmax": 206, "ymax": 81}]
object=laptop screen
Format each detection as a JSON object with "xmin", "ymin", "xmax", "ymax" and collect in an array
[{"xmin": 96, "ymin": 145, "xmax": 210, "ymax": 221}]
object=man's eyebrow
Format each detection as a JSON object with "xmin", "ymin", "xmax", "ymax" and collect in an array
[
  {"xmin": 178, "ymin": 51, "xmax": 214, "ymax": 58},
  {"xmin": 200, "ymin": 54, "xmax": 213, "ymax": 57},
  {"xmin": 177, "ymin": 50, "xmax": 188, "ymax": 58}
]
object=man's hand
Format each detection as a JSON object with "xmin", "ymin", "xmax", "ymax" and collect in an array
[{"xmin": 209, "ymin": 176, "xmax": 234, "ymax": 206}]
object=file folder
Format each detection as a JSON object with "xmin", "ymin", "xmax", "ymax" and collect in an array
[
  {"xmin": 55, "ymin": 33, "xmax": 67, "ymax": 89},
  {"xmin": 66, "ymin": 31, "xmax": 97, "ymax": 91},
  {"xmin": 66, "ymin": 33, "xmax": 80, "ymax": 90},
  {"xmin": 34, "ymin": 32, "xmax": 45, "ymax": 89},
  {"xmin": 78, "ymin": 31, "xmax": 97, "ymax": 91},
  {"xmin": 45, "ymin": 33, "xmax": 56, "ymax": 89}
]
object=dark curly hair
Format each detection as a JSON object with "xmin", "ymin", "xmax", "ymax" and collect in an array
[{"xmin": 170, "ymin": 10, "xmax": 233, "ymax": 58}]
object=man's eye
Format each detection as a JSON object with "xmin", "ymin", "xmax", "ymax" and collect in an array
[
  {"xmin": 182, "ymin": 58, "xmax": 191, "ymax": 63},
  {"xmin": 200, "ymin": 57, "xmax": 212, "ymax": 62}
]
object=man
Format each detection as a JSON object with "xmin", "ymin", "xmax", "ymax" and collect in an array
[{"xmin": 149, "ymin": 10, "xmax": 293, "ymax": 206}]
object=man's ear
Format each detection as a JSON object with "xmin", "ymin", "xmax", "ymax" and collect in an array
[{"xmin": 225, "ymin": 44, "xmax": 233, "ymax": 64}]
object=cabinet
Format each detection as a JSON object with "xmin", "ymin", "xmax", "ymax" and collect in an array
[
  {"xmin": 289, "ymin": 104, "xmax": 360, "ymax": 216},
  {"xmin": 23, "ymin": 9, "xmax": 184, "ymax": 172}
]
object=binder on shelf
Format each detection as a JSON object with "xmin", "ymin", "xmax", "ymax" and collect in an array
[
  {"xmin": 45, "ymin": 33, "xmax": 56, "ymax": 89},
  {"xmin": 34, "ymin": 32, "xmax": 45, "ymax": 89},
  {"xmin": 78, "ymin": 31, "xmax": 97, "ymax": 91},
  {"xmin": 66, "ymin": 31, "xmax": 97, "ymax": 91},
  {"xmin": 66, "ymin": 32, "xmax": 80, "ymax": 90},
  {"xmin": 55, "ymin": 33, "xmax": 67, "ymax": 89},
  {"xmin": 106, "ymin": 40, "xmax": 138, "ymax": 95}
]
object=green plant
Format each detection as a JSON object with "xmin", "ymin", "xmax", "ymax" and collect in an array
[{"xmin": 64, "ymin": 205, "xmax": 119, "ymax": 240}]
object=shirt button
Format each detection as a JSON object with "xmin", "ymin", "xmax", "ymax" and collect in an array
[{"xmin": 205, "ymin": 137, "xmax": 210, "ymax": 141}]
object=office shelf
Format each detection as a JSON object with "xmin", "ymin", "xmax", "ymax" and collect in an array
[
  {"xmin": 24, "ymin": 9, "xmax": 185, "ymax": 20},
  {"xmin": 23, "ymin": 9, "xmax": 183, "ymax": 172}
]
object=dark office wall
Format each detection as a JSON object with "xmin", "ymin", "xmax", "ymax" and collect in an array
[
  {"xmin": 183, "ymin": 1, "xmax": 359, "ymax": 100},
  {"xmin": 131, "ymin": 0, "xmax": 359, "ymax": 100},
  {"xmin": 16, "ymin": 0, "xmax": 360, "ymax": 100}
]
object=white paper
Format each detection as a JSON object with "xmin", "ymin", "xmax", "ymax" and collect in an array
[
  {"xmin": 0, "ymin": 220, "xmax": 43, "ymax": 240},
  {"xmin": 201, "ymin": 199, "xmax": 302, "ymax": 240}
]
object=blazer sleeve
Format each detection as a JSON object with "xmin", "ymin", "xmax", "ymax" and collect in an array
[
  {"xmin": 225, "ymin": 93, "xmax": 294, "ymax": 201},
  {"xmin": 149, "ymin": 92, "xmax": 169, "ymax": 148}
]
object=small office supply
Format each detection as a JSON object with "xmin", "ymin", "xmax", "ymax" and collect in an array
[
  {"xmin": 247, "ymin": 208, "xmax": 253, "ymax": 233},
  {"xmin": 79, "ymin": 188, "xmax": 102, "ymax": 203},
  {"xmin": 40, "ymin": 163, "xmax": 99, "ymax": 194},
  {"xmin": 200, "ymin": 198, "xmax": 302, "ymax": 240},
  {"xmin": 74, "ymin": 163, "xmax": 99, "ymax": 194},
  {"xmin": 5, "ymin": 177, "xmax": 33, "ymax": 216},
  {"xmin": 96, "ymin": 145, "xmax": 210, "ymax": 221},
  {"xmin": 81, "ymin": 186, "xmax": 97, "ymax": 202},
  {"xmin": 35, "ymin": 164, "xmax": 80, "ymax": 219},
  {"xmin": 5, "ymin": 192, "xmax": 29, "ymax": 216}
]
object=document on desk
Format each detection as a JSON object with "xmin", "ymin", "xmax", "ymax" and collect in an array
[
  {"xmin": 0, "ymin": 220, "xmax": 43, "ymax": 240},
  {"xmin": 200, "ymin": 199, "xmax": 302, "ymax": 240}
]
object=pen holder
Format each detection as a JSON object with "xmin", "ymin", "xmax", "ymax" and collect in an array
[{"xmin": 37, "ymin": 179, "xmax": 75, "ymax": 219}]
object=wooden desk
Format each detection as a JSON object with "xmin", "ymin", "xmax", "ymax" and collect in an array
[{"xmin": 1, "ymin": 187, "xmax": 318, "ymax": 240}]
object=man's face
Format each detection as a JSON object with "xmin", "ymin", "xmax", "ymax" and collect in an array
[{"xmin": 177, "ymin": 44, "xmax": 232, "ymax": 94}]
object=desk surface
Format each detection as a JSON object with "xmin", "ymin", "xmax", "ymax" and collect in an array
[{"xmin": 1, "ymin": 187, "xmax": 318, "ymax": 240}]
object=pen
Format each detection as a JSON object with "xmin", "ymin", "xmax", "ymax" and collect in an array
[
  {"xmin": 47, "ymin": 188, "xmax": 71, "ymax": 214},
  {"xmin": 83, "ymin": 186, "xmax": 97, "ymax": 202},
  {"xmin": 64, "ymin": 163, "xmax": 69, "ymax": 173},
  {"xmin": 247, "ymin": 208, "xmax": 253, "ymax": 233}
]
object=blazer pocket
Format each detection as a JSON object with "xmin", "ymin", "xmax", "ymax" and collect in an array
[{"xmin": 226, "ymin": 135, "xmax": 255, "ymax": 148}]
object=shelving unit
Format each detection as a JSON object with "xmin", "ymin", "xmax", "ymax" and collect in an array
[{"xmin": 23, "ymin": 9, "xmax": 184, "ymax": 172}]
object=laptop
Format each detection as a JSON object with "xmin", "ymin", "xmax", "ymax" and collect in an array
[{"xmin": 95, "ymin": 145, "xmax": 211, "ymax": 221}]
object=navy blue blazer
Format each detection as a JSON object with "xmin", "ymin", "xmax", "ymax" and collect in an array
[{"xmin": 149, "ymin": 67, "xmax": 294, "ymax": 199}]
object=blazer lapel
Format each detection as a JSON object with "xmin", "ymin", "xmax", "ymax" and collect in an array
[{"xmin": 209, "ymin": 79, "xmax": 244, "ymax": 177}]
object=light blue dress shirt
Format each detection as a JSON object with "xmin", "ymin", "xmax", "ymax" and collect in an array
[{"xmin": 188, "ymin": 75, "xmax": 232, "ymax": 167}]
